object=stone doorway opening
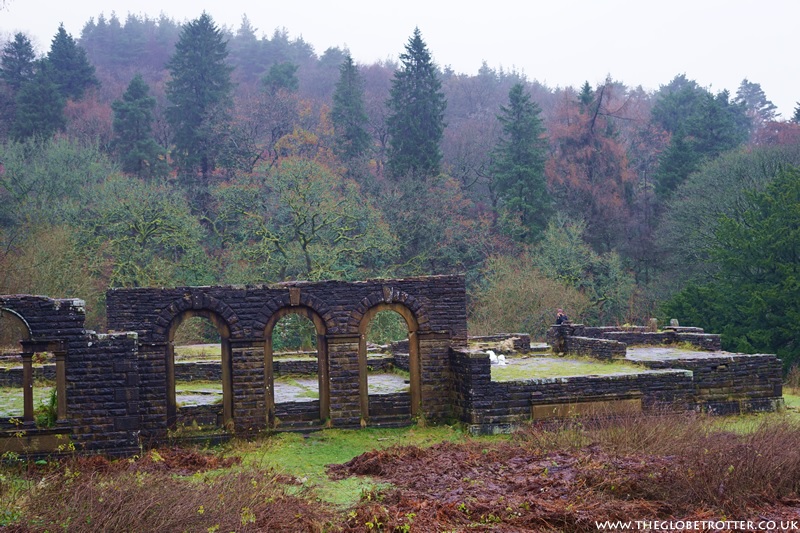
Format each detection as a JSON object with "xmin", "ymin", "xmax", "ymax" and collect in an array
[
  {"xmin": 358, "ymin": 304, "xmax": 422, "ymax": 426},
  {"xmin": 167, "ymin": 311, "xmax": 231, "ymax": 430},
  {"xmin": 264, "ymin": 307, "xmax": 329, "ymax": 429}
]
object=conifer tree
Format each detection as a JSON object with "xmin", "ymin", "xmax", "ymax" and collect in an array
[
  {"xmin": 111, "ymin": 74, "xmax": 168, "ymax": 179},
  {"xmin": 10, "ymin": 60, "xmax": 65, "ymax": 141},
  {"xmin": 165, "ymin": 12, "xmax": 233, "ymax": 188},
  {"xmin": 491, "ymin": 82, "xmax": 550, "ymax": 242},
  {"xmin": 261, "ymin": 62, "xmax": 299, "ymax": 94},
  {"xmin": 1, "ymin": 33, "xmax": 36, "ymax": 93},
  {"xmin": 47, "ymin": 24, "xmax": 98, "ymax": 100},
  {"xmin": 386, "ymin": 28, "xmax": 446, "ymax": 180},
  {"xmin": 331, "ymin": 53, "xmax": 370, "ymax": 161}
]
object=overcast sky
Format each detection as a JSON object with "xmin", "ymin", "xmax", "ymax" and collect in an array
[{"xmin": 2, "ymin": 0, "xmax": 797, "ymax": 117}]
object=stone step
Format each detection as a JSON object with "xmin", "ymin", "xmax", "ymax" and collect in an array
[{"xmin": 366, "ymin": 415, "xmax": 413, "ymax": 428}]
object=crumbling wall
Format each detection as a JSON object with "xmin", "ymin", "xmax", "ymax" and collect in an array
[
  {"xmin": 634, "ymin": 353, "xmax": 783, "ymax": 414},
  {"xmin": 0, "ymin": 296, "xmax": 140, "ymax": 456}
]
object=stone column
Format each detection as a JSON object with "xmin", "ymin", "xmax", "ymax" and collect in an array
[
  {"xmin": 326, "ymin": 334, "xmax": 361, "ymax": 427},
  {"xmin": 53, "ymin": 345, "xmax": 67, "ymax": 420},
  {"xmin": 417, "ymin": 331, "xmax": 452, "ymax": 421},
  {"xmin": 20, "ymin": 351, "xmax": 34, "ymax": 426}
]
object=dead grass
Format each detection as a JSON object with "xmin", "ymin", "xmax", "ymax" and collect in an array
[
  {"xmin": 4, "ymin": 413, "xmax": 800, "ymax": 531},
  {"xmin": 3, "ymin": 448, "xmax": 335, "ymax": 532}
]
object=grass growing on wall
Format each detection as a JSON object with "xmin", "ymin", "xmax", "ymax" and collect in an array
[{"xmin": 491, "ymin": 356, "xmax": 644, "ymax": 381}]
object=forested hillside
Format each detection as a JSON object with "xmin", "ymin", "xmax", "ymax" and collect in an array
[{"xmin": 1, "ymin": 13, "xmax": 798, "ymax": 367}]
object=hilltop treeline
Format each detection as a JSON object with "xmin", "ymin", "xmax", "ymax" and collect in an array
[{"xmin": 1, "ymin": 13, "xmax": 798, "ymax": 366}]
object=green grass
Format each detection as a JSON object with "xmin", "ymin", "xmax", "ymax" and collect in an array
[
  {"xmin": 0, "ymin": 385, "xmax": 54, "ymax": 417},
  {"xmin": 283, "ymin": 377, "xmax": 320, "ymax": 400},
  {"xmin": 174, "ymin": 344, "xmax": 221, "ymax": 361},
  {"xmin": 175, "ymin": 380, "xmax": 222, "ymax": 393},
  {"xmin": 783, "ymin": 389, "xmax": 800, "ymax": 409},
  {"xmin": 230, "ymin": 424, "xmax": 489, "ymax": 506},
  {"xmin": 491, "ymin": 356, "xmax": 644, "ymax": 381}
]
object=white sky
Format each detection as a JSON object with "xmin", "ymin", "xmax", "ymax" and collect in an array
[{"xmin": 2, "ymin": 0, "xmax": 798, "ymax": 117}]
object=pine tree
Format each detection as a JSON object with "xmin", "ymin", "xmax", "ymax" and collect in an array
[
  {"xmin": 111, "ymin": 74, "xmax": 168, "ymax": 179},
  {"xmin": 1, "ymin": 33, "xmax": 36, "ymax": 93},
  {"xmin": 261, "ymin": 62, "xmax": 298, "ymax": 94},
  {"xmin": 10, "ymin": 60, "xmax": 65, "ymax": 141},
  {"xmin": 47, "ymin": 24, "xmax": 98, "ymax": 100},
  {"xmin": 734, "ymin": 78, "xmax": 777, "ymax": 138},
  {"xmin": 653, "ymin": 75, "xmax": 750, "ymax": 200},
  {"xmin": 491, "ymin": 83, "xmax": 550, "ymax": 242},
  {"xmin": 386, "ymin": 28, "xmax": 446, "ymax": 180},
  {"xmin": 165, "ymin": 12, "xmax": 234, "ymax": 186},
  {"xmin": 331, "ymin": 53, "xmax": 370, "ymax": 161}
]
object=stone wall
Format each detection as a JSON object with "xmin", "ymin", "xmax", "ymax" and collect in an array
[
  {"xmin": 173, "ymin": 354, "xmax": 398, "ymax": 381},
  {"xmin": 0, "ymin": 365, "xmax": 56, "ymax": 387},
  {"xmin": 450, "ymin": 349, "xmax": 696, "ymax": 433},
  {"xmin": 0, "ymin": 296, "xmax": 141, "ymax": 456},
  {"xmin": 468, "ymin": 334, "xmax": 532, "ymax": 353},
  {"xmin": 633, "ymin": 353, "xmax": 783, "ymax": 414},
  {"xmin": 64, "ymin": 332, "xmax": 140, "ymax": 454},
  {"xmin": 547, "ymin": 324, "xmax": 722, "ymax": 358},
  {"xmin": 0, "ymin": 282, "xmax": 786, "ymax": 456},
  {"xmin": 106, "ymin": 276, "xmax": 465, "ymax": 436},
  {"xmin": 564, "ymin": 336, "xmax": 626, "ymax": 360},
  {"xmin": 106, "ymin": 276, "xmax": 468, "ymax": 343}
]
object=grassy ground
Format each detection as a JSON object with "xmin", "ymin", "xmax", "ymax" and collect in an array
[
  {"xmin": 0, "ymin": 384, "xmax": 54, "ymax": 417},
  {"xmin": 229, "ymin": 424, "xmax": 490, "ymax": 506},
  {"xmin": 174, "ymin": 344, "xmax": 221, "ymax": 361},
  {"xmin": 6, "ymin": 408, "xmax": 800, "ymax": 530}
]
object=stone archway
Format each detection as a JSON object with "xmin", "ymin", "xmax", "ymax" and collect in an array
[
  {"xmin": 166, "ymin": 310, "xmax": 232, "ymax": 429},
  {"xmin": 263, "ymin": 306, "xmax": 330, "ymax": 427},
  {"xmin": 357, "ymin": 302, "xmax": 422, "ymax": 423},
  {"xmin": 0, "ymin": 308, "xmax": 32, "ymax": 348}
]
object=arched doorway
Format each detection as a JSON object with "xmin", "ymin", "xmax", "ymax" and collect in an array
[
  {"xmin": 263, "ymin": 306, "xmax": 329, "ymax": 428},
  {"xmin": 0, "ymin": 308, "xmax": 33, "ymax": 421},
  {"xmin": 358, "ymin": 303, "xmax": 422, "ymax": 425},
  {"xmin": 166, "ymin": 310, "xmax": 232, "ymax": 430}
]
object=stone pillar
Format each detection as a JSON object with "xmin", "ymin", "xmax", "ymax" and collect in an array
[
  {"xmin": 54, "ymin": 347, "xmax": 67, "ymax": 420},
  {"xmin": 327, "ymin": 334, "xmax": 361, "ymax": 427},
  {"xmin": 229, "ymin": 339, "xmax": 265, "ymax": 433},
  {"xmin": 417, "ymin": 331, "xmax": 452, "ymax": 421},
  {"xmin": 20, "ymin": 351, "xmax": 34, "ymax": 426}
]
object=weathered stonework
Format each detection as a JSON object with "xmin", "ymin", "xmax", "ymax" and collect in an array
[{"xmin": 0, "ymin": 277, "xmax": 785, "ymax": 455}]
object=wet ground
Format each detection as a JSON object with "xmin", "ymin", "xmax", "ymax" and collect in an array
[
  {"xmin": 177, "ymin": 372, "xmax": 409, "ymax": 406},
  {"xmin": 626, "ymin": 346, "xmax": 741, "ymax": 361}
]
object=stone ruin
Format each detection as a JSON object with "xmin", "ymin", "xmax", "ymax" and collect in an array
[{"xmin": 0, "ymin": 275, "xmax": 784, "ymax": 456}]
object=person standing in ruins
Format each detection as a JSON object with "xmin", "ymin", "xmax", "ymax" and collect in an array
[{"xmin": 555, "ymin": 308, "xmax": 569, "ymax": 325}]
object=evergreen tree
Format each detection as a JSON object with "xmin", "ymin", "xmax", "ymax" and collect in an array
[
  {"xmin": 111, "ymin": 74, "xmax": 168, "ymax": 179},
  {"xmin": 229, "ymin": 15, "xmax": 266, "ymax": 83},
  {"xmin": 792, "ymin": 103, "xmax": 800, "ymax": 124},
  {"xmin": 261, "ymin": 62, "xmax": 299, "ymax": 94},
  {"xmin": 386, "ymin": 27, "xmax": 446, "ymax": 180},
  {"xmin": 653, "ymin": 76, "xmax": 750, "ymax": 200},
  {"xmin": 578, "ymin": 81, "xmax": 594, "ymax": 110},
  {"xmin": 331, "ymin": 53, "xmax": 370, "ymax": 161},
  {"xmin": 10, "ymin": 60, "xmax": 65, "ymax": 141},
  {"xmin": 47, "ymin": 24, "xmax": 98, "ymax": 100},
  {"xmin": 664, "ymin": 167, "xmax": 800, "ymax": 368},
  {"xmin": 1, "ymin": 33, "xmax": 36, "ymax": 93},
  {"xmin": 165, "ymin": 12, "xmax": 234, "ymax": 187},
  {"xmin": 734, "ymin": 78, "xmax": 777, "ymax": 137},
  {"xmin": 491, "ymin": 82, "xmax": 550, "ymax": 242}
]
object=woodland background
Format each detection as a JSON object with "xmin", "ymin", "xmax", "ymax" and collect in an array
[{"xmin": 0, "ymin": 13, "xmax": 798, "ymax": 368}]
